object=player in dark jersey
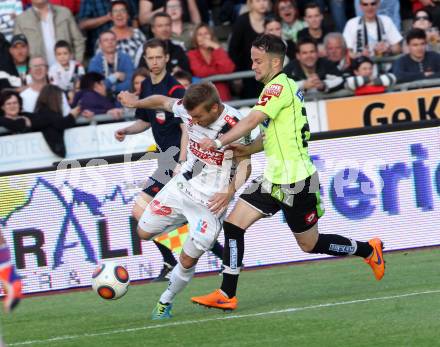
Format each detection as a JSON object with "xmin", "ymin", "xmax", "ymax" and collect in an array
[{"xmin": 115, "ymin": 39, "xmax": 223, "ymax": 281}]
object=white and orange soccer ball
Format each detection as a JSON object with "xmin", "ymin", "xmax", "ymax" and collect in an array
[{"xmin": 91, "ymin": 262, "xmax": 130, "ymax": 300}]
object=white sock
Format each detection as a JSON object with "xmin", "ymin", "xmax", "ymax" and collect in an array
[{"xmin": 159, "ymin": 262, "xmax": 195, "ymax": 304}]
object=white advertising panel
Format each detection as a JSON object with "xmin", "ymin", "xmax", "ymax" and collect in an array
[{"xmin": 1, "ymin": 126, "xmax": 439, "ymax": 294}]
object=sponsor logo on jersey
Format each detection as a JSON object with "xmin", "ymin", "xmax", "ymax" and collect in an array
[
  {"xmin": 155, "ymin": 111, "xmax": 166, "ymax": 124},
  {"xmin": 304, "ymin": 211, "xmax": 317, "ymax": 225},
  {"xmin": 296, "ymin": 89, "xmax": 304, "ymax": 102},
  {"xmin": 149, "ymin": 200, "xmax": 172, "ymax": 216},
  {"xmin": 257, "ymin": 94, "xmax": 272, "ymax": 106},
  {"xmin": 224, "ymin": 115, "xmax": 238, "ymax": 126},
  {"xmin": 265, "ymin": 84, "xmax": 283, "ymax": 97},
  {"xmin": 189, "ymin": 140, "xmax": 224, "ymax": 165},
  {"xmin": 196, "ymin": 219, "xmax": 208, "ymax": 234}
]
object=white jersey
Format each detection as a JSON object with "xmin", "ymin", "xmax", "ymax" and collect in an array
[{"xmin": 172, "ymin": 100, "xmax": 248, "ymax": 204}]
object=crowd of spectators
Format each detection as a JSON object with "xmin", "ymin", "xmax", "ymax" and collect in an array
[{"xmin": 1, "ymin": 0, "xmax": 440, "ymax": 155}]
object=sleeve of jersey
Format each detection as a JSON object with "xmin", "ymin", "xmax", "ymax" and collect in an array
[
  {"xmin": 252, "ymin": 82, "xmax": 293, "ymax": 120},
  {"xmin": 171, "ymin": 99, "xmax": 185, "ymax": 119},
  {"xmin": 169, "ymin": 84, "xmax": 185, "ymax": 98}
]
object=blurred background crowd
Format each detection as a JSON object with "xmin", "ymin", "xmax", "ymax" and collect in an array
[{"xmin": 1, "ymin": 0, "xmax": 440, "ymax": 156}]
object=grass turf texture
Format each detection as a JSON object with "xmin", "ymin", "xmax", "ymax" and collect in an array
[{"xmin": 5, "ymin": 248, "xmax": 439, "ymax": 347}]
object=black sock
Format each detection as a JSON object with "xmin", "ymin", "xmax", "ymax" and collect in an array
[
  {"xmin": 220, "ymin": 221, "xmax": 245, "ymax": 298},
  {"xmin": 153, "ymin": 241, "xmax": 178, "ymax": 267},
  {"xmin": 211, "ymin": 241, "xmax": 224, "ymax": 259},
  {"xmin": 310, "ymin": 234, "xmax": 373, "ymax": 258}
]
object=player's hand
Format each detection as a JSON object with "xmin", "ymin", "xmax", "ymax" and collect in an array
[
  {"xmin": 114, "ymin": 128, "xmax": 127, "ymax": 142},
  {"xmin": 172, "ymin": 162, "xmax": 183, "ymax": 177},
  {"xmin": 208, "ymin": 191, "xmax": 233, "ymax": 215},
  {"xmin": 200, "ymin": 137, "xmax": 216, "ymax": 150},
  {"xmin": 118, "ymin": 91, "xmax": 138, "ymax": 108}
]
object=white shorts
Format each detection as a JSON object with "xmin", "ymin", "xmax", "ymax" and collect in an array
[{"xmin": 138, "ymin": 176, "xmax": 224, "ymax": 254}]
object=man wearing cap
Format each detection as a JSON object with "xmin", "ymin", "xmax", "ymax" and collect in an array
[
  {"xmin": 0, "ymin": 34, "xmax": 30, "ymax": 91},
  {"xmin": 13, "ymin": 0, "xmax": 85, "ymax": 66},
  {"xmin": 78, "ymin": 0, "xmax": 138, "ymax": 57}
]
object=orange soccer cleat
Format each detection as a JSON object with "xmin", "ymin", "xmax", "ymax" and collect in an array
[
  {"xmin": 364, "ymin": 238, "xmax": 385, "ymax": 281},
  {"xmin": 191, "ymin": 289, "xmax": 238, "ymax": 311}
]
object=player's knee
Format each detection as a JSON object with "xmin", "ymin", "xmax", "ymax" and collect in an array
[
  {"xmin": 297, "ymin": 239, "xmax": 316, "ymax": 253},
  {"xmin": 132, "ymin": 204, "xmax": 143, "ymax": 222},
  {"xmin": 179, "ymin": 251, "xmax": 198, "ymax": 269},
  {"xmin": 137, "ymin": 226, "xmax": 154, "ymax": 240}
]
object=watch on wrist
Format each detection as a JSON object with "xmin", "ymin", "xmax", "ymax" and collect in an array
[
  {"xmin": 214, "ymin": 139, "xmax": 222, "ymax": 149},
  {"xmin": 178, "ymin": 160, "xmax": 186, "ymax": 164}
]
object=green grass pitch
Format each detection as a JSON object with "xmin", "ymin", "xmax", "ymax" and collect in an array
[{"xmin": 4, "ymin": 248, "xmax": 440, "ymax": 347}]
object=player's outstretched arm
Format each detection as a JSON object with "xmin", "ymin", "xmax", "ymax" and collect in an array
[
  {"xmin": 200, "ymin": 110, "xmax": 267, "ymax": 150},
  {"xmin": 119, "ymin": 91, "xmax": 177, "ymax": 113}
]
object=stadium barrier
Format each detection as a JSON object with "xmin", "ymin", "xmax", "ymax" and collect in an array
[{"xmin": 1, "ymin": 119, "xmax": 439, "ymax": 295}]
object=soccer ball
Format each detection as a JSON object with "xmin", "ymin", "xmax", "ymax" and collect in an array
[{"xmin": 91, "ymin": 262, "xmax": 130, "ymax": 300}]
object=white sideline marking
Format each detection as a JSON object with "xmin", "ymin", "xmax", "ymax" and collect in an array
[{"xmin": 9, "ymin": 289, "xmax": 440, "ymax": 346}]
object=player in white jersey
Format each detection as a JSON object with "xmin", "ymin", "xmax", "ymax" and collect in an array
[{"xmin": 118, "ymin": 82, "xmax": 251, "ymax": 319}]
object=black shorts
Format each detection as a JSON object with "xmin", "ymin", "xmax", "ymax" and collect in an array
[
  {"xmin": 239, "ymin": 172, "xmax": 324, "ymax": 232},
  {"xmin": 142, "ymin": 155, "xmax": 176, "ymax": 197}
]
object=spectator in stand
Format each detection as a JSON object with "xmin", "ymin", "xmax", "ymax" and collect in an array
[
  {"xmin": 136, "ymin": 12, "xmax": 190, "ymax": 73},
  {"xmin": 264, "ymin": 15, "xmax": 296, "ymax": 62},
  {"xmin": 410, "ymin": 9, "xmax": 440, "ymax": 52},
  {"xmin": 419, "ymin": 0, "xmax": 440, "ymax": 30},
  {"xmin": 0, "ymin": 90, "xmax": 32, "ymax": 132},
  {"xmin": 172, "ymin": 69, "xmax": 191, "ymax": 89},
  {"xmin": 274, "ymin": 0, "xmax": 305, "ymax": 43},
  {"xmin": 33, "ymin": 84, "xmax": 82, "ymax": 156},
  {"xmin": 392, "ymin": 28, "xmax": 440, "ymax": 83},
  {"xmin": 229, "ymin": 0, "xmax": 270, "ymax": 99},
  {"xmin": 78, "ymin": 0, "xmax": 138, "ymax": 57},
  {"xmin": 138, "ymin": 0, "xmax": 200, "ymax": 27},
  {"xmin": 8, "ymin": 34, "xmax": 29, "ymax": 86},
  {"xmin": 0, "ymin": 0, "xmax": 22, "ymax": 41},
  {"xmin": 131, "ymin": 67, "xmax": 149, "ymax": 95},
  {"xmin": 88, "ymin": 30, "xmax": 134, "ymax": 97},
  {"xmin": 297, "ymin": 3, "xmax": 328, "ymax": 57},
  {"xmin": 72, "ymin": 72, "xmax": 122, "ymax": 119},
  {"xmin": 328, "ymin": 0, "xmax": 347, "ymax": 33},
  {"xmin": 284, "ymin": 37, "xmax": 344, "ymax": 93},
  {"xmin": 20, "ymin": 56, "xmax": 71, "ymax": 114},
  {"xmin": 48, "ymin": 40, "xmax": 85, "ymax": 102},
  {"xmin": 187, "ymin": 23, "xmax": 235, "ymax": 101},
  {"xmin": 345, "ymin": 56, "xmax": 396, "ymax": 95},
  {"xmin": 109, "ymin": 0, "xmax": 146, "ymax": 63},
  {"xmin": 22, "ymin": 0, "xmax": 81, "ymax": 15},
  {"xmin": 166, "ymin": 0, "xmax": 199, "ymax": 50},
  {"xmin": 343, "ymin": 0, "xmax": 402, "ymax": 59},
  {"xmin": 355, "ymin": 0, "xmax": 401, "ymax": 31},
  {"xmin": 123, "ymin": 67, "xmax": 149, "ymax": 117},
  {"xmin": 0, "ymin": 88, "xmax": 82, "ymax": 156},
  {"xmin": 324, "ymin": 32, "xmax": 352, "ymax": 75},
  {"xmin": 0, "ymin": 33, "xmax": 29, "ymax": 90},
  {"xmin": 14, "ymin": 0, "xmax": 85, "ymax": 66}
]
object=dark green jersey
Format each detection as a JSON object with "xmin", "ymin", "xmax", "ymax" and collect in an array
[{"xmin": 252, "ymin": 72, "xmax": 316, "ymax": 184}]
